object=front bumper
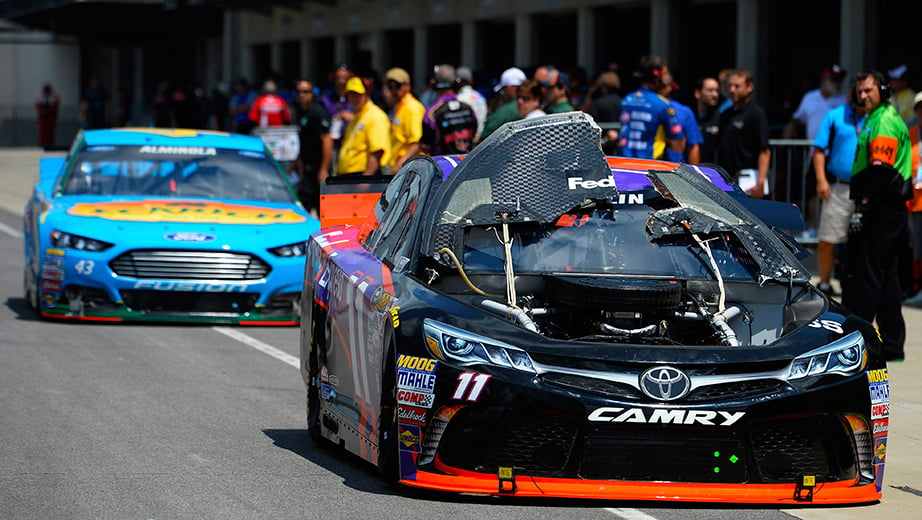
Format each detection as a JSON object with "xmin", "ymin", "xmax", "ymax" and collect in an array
[
  {"xmin": 34, "ymin": 248, "xmax": 305, "ymax": 325},
  {"xmin": 396, "ymin": 364, "xmax": 882, "ymax": 504}
]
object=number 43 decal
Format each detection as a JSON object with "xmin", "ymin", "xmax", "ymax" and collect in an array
[{"xmin": 452, "ymin": 372, "xmax": 491, "ymax": 401}]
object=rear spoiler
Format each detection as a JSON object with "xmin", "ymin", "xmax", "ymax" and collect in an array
[{"xmin": 319, "ymin": 174, "xmax": 392, "ymax": 228}]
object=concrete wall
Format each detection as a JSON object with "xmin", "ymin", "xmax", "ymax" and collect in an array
[{"xmin": 0, "ymin": 30, "xmax": 80, "ymax": 147}]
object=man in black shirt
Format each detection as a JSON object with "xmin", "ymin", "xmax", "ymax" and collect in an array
[
  {"xmin": 717, "ymin": 69, "xmax": 771, "ymax": 198},
  {"xmin": 290, "ymin": 79, "xmax": 332, "ymax": 214},
  {"xmin": 694, "ymin": 77, "xmax": 721, "ymax": 164}
]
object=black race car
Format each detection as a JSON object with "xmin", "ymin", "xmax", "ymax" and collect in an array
[{"xmin": 299, "ymin": 112, "xmax": 888, "ymax": 504}]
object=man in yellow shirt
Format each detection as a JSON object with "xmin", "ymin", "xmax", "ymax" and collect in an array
[
  {"xmin": 383, "ymin": 67, "xmax": 425, "ymax": 172},
  {"xmin": 337, "ymin": 77, "xmax": 390, "ymax": 175}
]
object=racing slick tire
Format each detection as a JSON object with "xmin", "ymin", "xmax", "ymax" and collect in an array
[
  {"xmin": 377, "ymin": 342, "xmax": 400, "ymax": 486},
  {"xmin": 306, "ymin": 303, "xmax": 329, "ymax": 447},
  {"xmin": 23, "ymin": 268, "xmax": 42, "ymax": 318}
]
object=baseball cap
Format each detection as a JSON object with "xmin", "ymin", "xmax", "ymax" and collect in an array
[
  {"xmin": 494, "ymin": 67, "xmax": 526, "ymax": 92},
  {"xmin": 345, "ymin": 76, "xmax": 366, "ymax": 95},
  {"xmin": 457, "ymin": 66, "xmax": 474, "ymax": 84},
  {"xmin": 385, "ymin": 67, "xmax": 410, "ymax": 85},
  {"xmin": 432, "ymin": 64, "xmax": 457, "ymax": 89},
  {"xmin": 888, "ymin": 64, "xmax": 908, "ymax": 80},
  {"xmin": 821, "ymin": 64, "xmax": 846, "ymax": 81},
  {"xmin": 914, "ymin": 91, "xmax": 922, "ymax": 109},
  {"xmin": 540, "ymin": 70, "xmax": 570, "ymax": 88}
]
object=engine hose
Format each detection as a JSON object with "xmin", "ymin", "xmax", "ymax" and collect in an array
[
  {"xmin": 438, "ymin": 247, "xmax": 503, "ymax": 298},
  {"xmin": 478, "ymin": 298, "xmax": 539, "ymax": 332}
]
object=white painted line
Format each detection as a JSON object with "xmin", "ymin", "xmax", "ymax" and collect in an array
[
  {"xmin": 212, "ymin": 326, "xmax": 299, "ymax": 369},
  {"xmin": 605, "ymin": 508, "xmax": 659, "ymax": 520},
  {"xmin": 210, "ymin": 330, "xmax": 663, "ymax": 520},
  {"xmin": 0, "ymin": 221, "xmax": 22, "ymax": 239}
]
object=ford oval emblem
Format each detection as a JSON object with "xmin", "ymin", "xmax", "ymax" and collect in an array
[
  {"xmin": 164, "ymin": 232, "xmax": 216, "ymax": 243},
  {"xmin": 639, "ymin": 366, "xmax": 691, "ymax": 401}
]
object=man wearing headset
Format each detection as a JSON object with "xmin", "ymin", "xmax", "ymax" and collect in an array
[
  {"xmin": 844, "ymin": 70, "xmax": 912, "ymax": 362},
  {"xmin": 618, "ymin": 55, "xmax": 686, "ymax": 160}
]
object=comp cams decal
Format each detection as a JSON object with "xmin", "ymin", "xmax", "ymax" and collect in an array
[
  {"xmin": 397, "ymin": 389, "xmax": 435, "ymax": 409},
  {"xmin": 588, "ymin": 407, "xmax": 746, "ymax": 426}
]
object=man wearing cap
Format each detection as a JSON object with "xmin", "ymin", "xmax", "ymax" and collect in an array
[
  {"xmin": 811, "ymin": 82, "xmax": 867, "ymax": 297},
  {"xmin": 456, "ymin": 66, "xmax": 488, "ymax": 140},
  {"xmin": 619, "ymin": 55, "xmax": 686, "ymax": 161},
  {"xmin": 422, "ymin": 64, "xmax": 477, "ymax": 155},
  {"xmin": 383, "ymin": 67, "xmax": 425, "ymax": 172},
  {"xmin": 843, "ymin": 69, "xmax": 912, "ymax": 361},
  {"xmin": 480, "ymin": 67, "xmax": 526, "ymax": 142},
  {"xmin": 541, "ymin": 70, "xmax": 576, "ymax": 114},
  {"xmin": 248, "ymin": 80, "xmax": 292, "ymax": 128},
  {"xmin": 784, "ymin": 65, "xmax": 847, "ymax": 141},
  {"xmin": 888, "ymin": 64, "xmax": 916, "ymax": 124},
  {"xmin": 337, "ymin": 76, "xmax": 391, "ymax": 176}
]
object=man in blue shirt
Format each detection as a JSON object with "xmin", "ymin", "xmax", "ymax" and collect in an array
[
  {"xmin": 661, "ymin": 82, "xmax": 703, "ymax": 164},
  {"xmin": 812, "ymin": 88, "xmax": 866, "ymax": 296},
  {"xmin": 618, "ymin": 55, "xmax": 686, "ymax": 160}
]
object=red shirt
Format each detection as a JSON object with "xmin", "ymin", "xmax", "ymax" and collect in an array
[{"xmin": 248, "ymin": 94, "xmax": 291, "ymax": 127}]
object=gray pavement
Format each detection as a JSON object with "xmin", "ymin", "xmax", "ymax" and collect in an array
[{"xmin": 1, "ymin": 147, "xmax": 920, "ymax": 517}]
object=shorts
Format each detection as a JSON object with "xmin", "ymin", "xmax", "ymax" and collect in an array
[{"xmin": 817, "ymin": 181, "xmax": 854, "ymax": 244}]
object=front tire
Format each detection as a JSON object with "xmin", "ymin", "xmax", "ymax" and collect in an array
[
  {"xmin": 306, "ymin": 303, "xmax": 327, "ymax": 445},
  {"xmin": 377, "ymin": 343, "xmax": 399, "ymax": 485}
]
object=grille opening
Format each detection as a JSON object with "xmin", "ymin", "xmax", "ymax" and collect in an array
[
  {"xmin": 110, "ymin": 250, "xmax": 270, "ymax": 280},
  {"xmin": 749, "ymin": 415, "xmax": 857, "ymax": 483},
  {"xmin": 121, "ymin": 290, "xmax": 259, "ymax": 315},
  {"xmin": 581, "ymin": 427, "xmax": 748, "ymax": 482}
]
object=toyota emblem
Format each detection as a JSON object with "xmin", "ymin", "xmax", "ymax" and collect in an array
[{"xmin": 639, "ymin": 366, "xmax": 691, "ymax": 401}]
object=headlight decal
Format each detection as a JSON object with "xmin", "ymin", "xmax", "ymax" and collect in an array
[
  {"xmin": 786, "ymin": 331, "xmax": 866, "ymax": 380},
  {"xmin": 423, "ymin": 318, "xmax": 536, "ymax": 373},
  {"xmin": 50, "ymin": 230, "xmax": 113, "ymax": 252},
  {"xmin": 268, "ymin": 241, "xmax": 308, "ymax": 257}
]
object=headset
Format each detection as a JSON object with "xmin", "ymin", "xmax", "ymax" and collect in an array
[
  {"xmin": 328, "ymin": 63, "xmax": 351, "ymax": 85},
  {"xmin": 637, "ymin": 55, "xmax": 668, "ymax": 89},
  {"xmin": 859, "ymin": 69, "xmax": 891, "ymax": 101}
]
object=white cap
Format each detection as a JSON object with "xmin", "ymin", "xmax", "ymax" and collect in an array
[{"xmin": 494, "ymin": 67, "xmax": 526, "ymax": 92}]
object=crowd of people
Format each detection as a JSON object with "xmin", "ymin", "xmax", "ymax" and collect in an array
[{"xmin": 53, "ymin": 58, "xmax": 920, "ymax": 361}]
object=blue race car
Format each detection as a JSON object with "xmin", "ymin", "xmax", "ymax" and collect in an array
[{"xmin": 23, "ymin": 128, "xmax": 320, "ymax": 325}]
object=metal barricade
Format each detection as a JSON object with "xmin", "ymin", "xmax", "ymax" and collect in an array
[{"xmin": 768, "ymin": 138, "xmax": 816, "ymax": 242}]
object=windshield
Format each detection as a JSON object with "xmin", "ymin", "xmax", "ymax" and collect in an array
[
  {"xmin": 62, "ymin": 145, "xmax": 295, "ymax": 203},
  {"xmin": 460, "ymin": 202, "xmax": 760, "ymax": 280}
]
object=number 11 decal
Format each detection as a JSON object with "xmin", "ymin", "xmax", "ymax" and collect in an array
[{"xmin": 452, "ymin": 372, "xmax": 491, "ymax": 401}]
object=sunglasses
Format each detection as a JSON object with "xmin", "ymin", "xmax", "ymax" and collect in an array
[
  {"xmin": 385, "ymin": 80, "xmax": 403, "ymax": 89},
  {"xmin": 517, "ymin": 96, "xmax": 534, "ymax": 102},
  {"xmin": 298, "ymin": 89, "xmax": 313, "ymax": 94}
]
